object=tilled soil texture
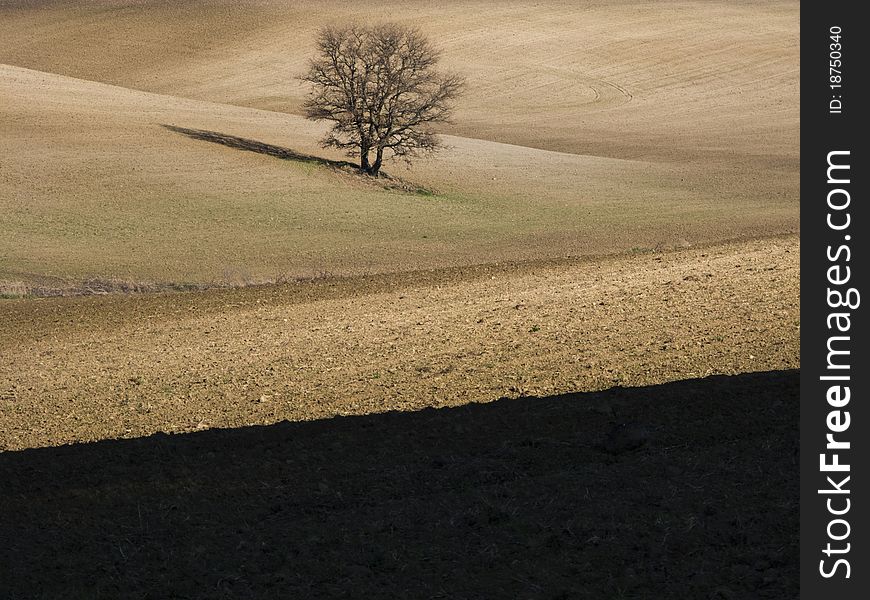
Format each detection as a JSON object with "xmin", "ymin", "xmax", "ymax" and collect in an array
[
  {"xmin": 1, "ymin": 236, "xmax": 799, "ymax": 451},
  {"xmin": 0, "ymin": 370, "xmax": 798, "ymax": 599}
]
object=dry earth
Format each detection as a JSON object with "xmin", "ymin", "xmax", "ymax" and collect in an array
[
  {"xmin": 0, "ymin": 2, "xmax": 800, "ymax": 596},
  {"xmin": 3, "ymin": 64, "xmax": 797, "ymax": 289},
  {"xmin": 0, "ymin": 236, "xmax": 799, "ymax": 599},
  {"xmin": 0, "ymin": 236, "xmax": 799, "ymax": 451},
  {"xmin": 0, "ymin": 370, "xmax": 799, "ymax": 599},
  {"xmin": 0, "ymin": 0, "xmax": 799, "ymax": 289},
  {"xmin": 0, "ymin": 0, "xmax": 799, "ymax": 161}
]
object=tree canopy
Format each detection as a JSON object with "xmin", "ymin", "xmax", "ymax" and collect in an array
[{"xmin": 302, "ymin": 23, "xmax": 465, "ymax": 176}]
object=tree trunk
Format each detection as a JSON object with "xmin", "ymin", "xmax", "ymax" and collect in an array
[
  {"xmin": 360, "ymin": 147, "xmax": 371, "ymax": 173},
  {"xmin": 369, "ymin": 147, "xmax": 385, "ymax": 177}
]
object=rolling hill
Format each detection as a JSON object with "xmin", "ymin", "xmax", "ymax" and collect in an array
[{"xmin": 0, "ymin": 0, "xmax": 799, "ymax": 290}]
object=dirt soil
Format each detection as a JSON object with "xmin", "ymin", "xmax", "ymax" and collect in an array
[
  {"xmin": 0, "ymin": 1, "xmax": 799, "ymax": 289},
  {"xmin": 0, "ymin": 236, "xmax": 799, "ymax": 451},
  {"xmin": 0, "ymin": 2, "xmax": 800, "ymax": 596},
  {"xmin": 0, "ymin": 0, "xmax": 800, "ymax": 162},
  {"xmin": 0, "ymin": 63, "xmax": 798, "ymax": 290},
  {"xmin": 0, "ymin": 370, "xmax": 798, "ymax": 599},
  {"xmin": 0, "ymin": 236, "xmax": 800, "ymax": 598}
]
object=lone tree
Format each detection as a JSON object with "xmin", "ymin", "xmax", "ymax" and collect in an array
[{"xmin": 302, "ymin": 23, "xmax": 464, "ymax": 177}]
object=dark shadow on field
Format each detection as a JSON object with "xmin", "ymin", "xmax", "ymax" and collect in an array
[
  {"xmin": 0, "ymin": 371, "xmax": 798, "ymax": 599},
  {"xmin": 161, "ymin": 124, "xmax": 359, "ymax": 170}
]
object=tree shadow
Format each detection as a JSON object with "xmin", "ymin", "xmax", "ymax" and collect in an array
[
  {"xmin": 0, "ymin": 370, "xmax": 798, "ymax": 599},
  {"xmin": 161, "ymin": 124, "xmax": 360, "ymax": 171}
]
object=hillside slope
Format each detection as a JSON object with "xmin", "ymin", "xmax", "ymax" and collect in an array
[
  {"xmin": 0, "ymin": 235, "xmax": 799, "ymax": 450},
  {"xmin": 0, "ymin": 0, "xmax": 799, "ymax": 162},
  {"xmin": 1, "ymin": 64, "xmax": 797, "ymax": 289}
]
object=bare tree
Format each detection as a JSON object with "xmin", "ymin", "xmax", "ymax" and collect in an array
[{"xmin": 302, "ymin": 23, "xmax": 464, "ymax": 177}]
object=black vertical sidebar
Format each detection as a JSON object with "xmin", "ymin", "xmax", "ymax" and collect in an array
[{"xmin": 801, "ymin": 2, "xmax": 867, "ymax": 598}]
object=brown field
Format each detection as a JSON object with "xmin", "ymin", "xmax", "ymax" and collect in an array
[
  {"xmin": 0, "ymin": 1, "xmax": 799, "ymax": 597},
  {"xmin": 0, "ymin": 0, "xmax": 798, "ymax": 289},
  {"xmin": 1, "ymin": 236, "xmax": 800, "ymax": 598},
  {"xmin": 0, "ymin": 235, "xmax": 799, "ymax": 451}
]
